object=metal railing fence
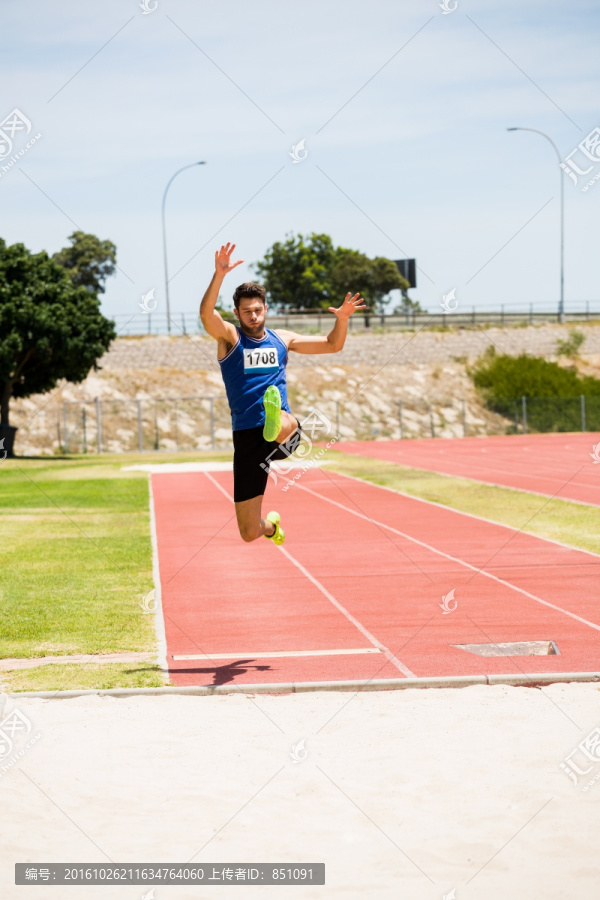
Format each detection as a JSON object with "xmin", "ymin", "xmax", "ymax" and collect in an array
[{"xmin": 112, "ymin": 302, "xmax": 600, "ymax": 337}]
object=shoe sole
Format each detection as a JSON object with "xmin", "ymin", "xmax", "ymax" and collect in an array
[{"xmin": 263, "ymin": 386, "xmax": 282, "ymax": 442}]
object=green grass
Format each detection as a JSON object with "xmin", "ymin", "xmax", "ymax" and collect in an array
[
  {"xmin": 1, "ymin": 451, "xmax": 234, "ymax": 676},
  {"xmin": 1, "ymin": 662, "xmax": 165, "ymax": 693},
  {"xmin": 325, "ymin": 452, "xmax": 600, "ymax": 556},
  {"xmin": 0, "ymin": 474, "xmax": 155, "ymax": 658}
]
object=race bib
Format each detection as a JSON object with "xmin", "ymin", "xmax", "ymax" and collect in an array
[{"xmin": 243, "ymin": 347, "xmax": 279, "ymax": 374}]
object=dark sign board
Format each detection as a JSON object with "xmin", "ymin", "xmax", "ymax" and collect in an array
[{"xmin": 394, "ymin": 259, "xmax": 416, "ymax": 289}]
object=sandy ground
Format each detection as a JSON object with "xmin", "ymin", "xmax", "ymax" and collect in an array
[{"xmin": 1, "ymin": 683, "xmax": 600, "ymax": 900}]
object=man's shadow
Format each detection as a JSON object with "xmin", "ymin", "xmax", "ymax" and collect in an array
[{"xmin": 168, "ymin": 659, "xmax": 271, "ymax": 686}]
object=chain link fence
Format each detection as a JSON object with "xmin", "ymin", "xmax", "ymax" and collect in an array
[
  {"xmin": 13, "ymin": 393, "xmax": 599, "ymax": 455},
  {"xmin": 57, "ymin": 397, "xmax": 232, "ymax": 454},
  {"xmin": 498, "ymin": 396, "xmax": 600, "ymax": 435}
]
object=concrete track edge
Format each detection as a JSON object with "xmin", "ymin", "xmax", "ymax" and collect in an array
[{"xmin": 7, "ymin": 671, "xmax": 600, "ymax": 699}]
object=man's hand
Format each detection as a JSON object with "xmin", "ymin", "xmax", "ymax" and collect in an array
[
  {"xmin": 201, "ymin": 243, "xmax": 243, "ymax": 344},
  {"xmin": 215, "ymin": 242, "xmax": 244, "ymax": 277},
  {"xmin": 328, "ymin": 292, "xmax": 366, "ymax": 318},
  {"xmin": 279, "ymin": 292, "xmax": 366, "ymax": 354}
]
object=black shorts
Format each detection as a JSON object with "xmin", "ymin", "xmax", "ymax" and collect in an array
[{"xmin": 233, "ymin": 419, "xmax": 302, "ymax": 503}]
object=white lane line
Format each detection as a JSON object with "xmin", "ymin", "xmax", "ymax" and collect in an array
[
  {"xmin": 297, "ymin": 480, "xmax": 600, "ymax": 634},
  {"xmin": 380, "ymin": 457, "xmax": 599, "ymax": 509},
  {"xmin": 173, "ymin": 648, "xmax": 382, "ymax": 660},
  {"xmin": 204, "ymin": 470, "xmax": 238, "ymax": 501},
  {"xmin": 203, "ymin": 471, "xmax": 416, "ymax": 678},
  {"xmin": 124, "ymin": 462, "xmax": 233, "ymax": 473},
  {"xmin": 277, "ymin": 546, "xmax": 416, "ymax": 677},
  {"xmin": 148, "ymin": 476, "xmax": 169, "ymax": 673},
  {"xmin": 335, "ymin": 469, "xmax": 600, "ymax": 559}
]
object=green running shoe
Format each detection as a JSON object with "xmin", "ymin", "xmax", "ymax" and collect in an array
[
  {"xmin": 263, "ymin": 384, "xmax": 282, "ymax": 442},
  {"xmin": 264, "ymin": 511, "xmax": 285, "ymax": 545}
]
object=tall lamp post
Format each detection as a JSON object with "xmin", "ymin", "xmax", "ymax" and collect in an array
[
  {"xmin": 507, "ymin": 127, "xmax": 564, "ymax": 323},
  {"xmin": 161, "ymin": 161, "xmax": 206, "ymax": 333}
]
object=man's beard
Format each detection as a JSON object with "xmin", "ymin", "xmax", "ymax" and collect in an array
[{"xmin": 240, "ymin": 321, "xmax": 265, "ymax": 336}]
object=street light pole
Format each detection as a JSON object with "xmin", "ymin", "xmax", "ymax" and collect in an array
[
  {"xmin": 507, "ymin": 128, "xmax": 564, "ymax": 323},
  {"xmin": 161, "ymin": 161, "xmax": 206, "ymax": 334}
]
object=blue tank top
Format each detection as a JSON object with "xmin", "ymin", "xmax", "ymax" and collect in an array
[{"xmin": 219, "ymin": 327, "xmax": 290, "ymax": 431}]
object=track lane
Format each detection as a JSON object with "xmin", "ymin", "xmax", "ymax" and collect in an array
[
  {"xmin": 335, "ymin": 433, "xmax": 600, "ymax": 506},
  {"xmin": 151, "ymin": 465, "xmax": 600, "ymax": 686},
  {"xmin": 151, "ymin": 471, "xmax": 411, "ymax": 686},
  {"xmin": 287, "ymin": 470, "xmax": 600, "ymax": 677}
]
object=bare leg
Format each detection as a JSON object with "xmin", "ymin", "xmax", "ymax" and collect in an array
[
  {"xmin": 235, "ymin": 495, "xmax": 275, "ymax": 543},
  {"xmin": 276, "ymin": 411, "xmax": 299, "ymax": 443},
  {"xmin": 234, "ymin": 413, "xmax": 298, "ymax": 542}
]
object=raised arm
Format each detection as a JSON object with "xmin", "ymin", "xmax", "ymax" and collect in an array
[
  {"xmin": 276, "ymin": 292, "xmax": 366, "ymax": 355},
  {"xmin": 200, "ymin": 243, "xmax": 243, "ymax": 342}
]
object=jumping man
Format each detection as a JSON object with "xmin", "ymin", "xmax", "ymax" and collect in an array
[{"xmin": 200, "ymin": 242, "xmax": 365, "ymax": 545}]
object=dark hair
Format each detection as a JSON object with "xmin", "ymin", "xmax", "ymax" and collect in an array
[{"xmin": 233, "ymin": 282, "xmax": 266, "ymax": 309}]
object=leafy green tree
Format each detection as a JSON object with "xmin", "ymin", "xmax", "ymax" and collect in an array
[
  {"xmin": 51, "ymin": 230, "xmax": 117, "ymax": 294},
  {"xmin": 252, "ymin": 233, "xmax": 337, "ymax": 309},
  {"xmin": 252, "ymin": 232, "xmax": 419, "ymax": 313},
  {"xmin": 331, "ymin": 250, "xmax": 410, "ymax": 314},
  {"xmin": 0, "ymin": 240, "xmax": 116, "ymax": 440}
]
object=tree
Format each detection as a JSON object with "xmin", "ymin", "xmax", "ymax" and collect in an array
[
  {"xmin": 0, "ymin": 240, "xmax": 116, "ymax": 440},
  {"xmin": 51, "ymin": 230, "xmax": 117, "ymax": 294},
  {"xmin": 252, "ymin": 232, "xmax": 422, "ymax": 314},
  {"xmin": 331, "ymin": 250, "xmax": 410, "ymax": 314},
  {"xmin": 251, "ymin": 233, "xmax": 337, "ymax": 310}
]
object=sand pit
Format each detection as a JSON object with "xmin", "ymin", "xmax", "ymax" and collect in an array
[{"xmin": 2, "ymin": 683, "xmax": 599, "ymax": 899}]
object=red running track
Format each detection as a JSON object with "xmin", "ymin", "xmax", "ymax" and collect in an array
[
  {"xmin": 335, "ymin": 433, "xmax": 600, "ymax": 506},
  {"xmin": 151, "ymin": 468, "xmax": 600, "ymax": 688}
]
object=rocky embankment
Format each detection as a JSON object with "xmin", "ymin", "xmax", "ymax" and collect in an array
[{"xmin": 11, "ymin": 323, "xmax": 600, "ymax": 455}]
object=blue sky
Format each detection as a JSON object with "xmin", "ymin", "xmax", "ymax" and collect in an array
[{"xmin": 1, "ymin": 0, "xmax": 599, "ymax": 325}]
